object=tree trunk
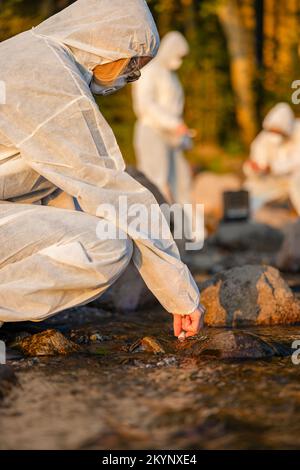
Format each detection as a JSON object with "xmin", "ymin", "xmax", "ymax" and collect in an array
[
  {"xmin": 217, "ymin": 0, "xmax": 258, "ymax": 147},
  {"xmin": 156, "ymin": 0, "xmax": 176, "ymax": 36}
]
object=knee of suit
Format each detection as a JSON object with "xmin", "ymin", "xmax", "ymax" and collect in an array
[{"xmin": 91, "ymin": 232, "xmax": 134, "ymax": 280}]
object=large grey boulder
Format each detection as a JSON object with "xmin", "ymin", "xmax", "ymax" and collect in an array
[{"xmin": 199, "ymin": 265, "xmax": 300, "ymax": 326}]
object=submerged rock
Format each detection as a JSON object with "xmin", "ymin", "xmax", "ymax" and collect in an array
[
  {"xmin": 199, "ymin": 265, "xmax": 300, "ymax": 326},
  {"xmin": 196, "ymin": 331, "xmax": 291, "ymax": 359},
  {"xmin": 0, "ymin": 365, "xmax": 18, "ymax": 399},
  {"xmin": 212, "ymin": 221, "xmax": 283, "ymax": 253},
  {"xmin": 276, "ymin": 219, "xmax": 300, "ymax": 273},
  {"xmin": 14, "ymin": 329, "xmax": 80, "ymax": 357},
  {"xmin": 130, "ymin": 336, "xmax": 166, "ymax": 354}
]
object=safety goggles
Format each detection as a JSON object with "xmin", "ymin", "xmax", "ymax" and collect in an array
[
  {"xmin": 122, "ymin": 57, "xmax": 142, "ymax": 83},
  {"xmin": 93, "ymin": 56, "xmax": 150, "ymax": 86}
]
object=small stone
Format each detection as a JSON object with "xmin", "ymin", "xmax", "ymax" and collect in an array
[
  {"xmin": 130, "ymin": 336, "xmax": 165, "ymax": 354},
  {"xmin": 89, "ymin": 333, "xmax": 104, "ymax": 343},
  {"xmin": 70, "ymin": 330, "xmax": 90, "ymax": 344},
  {"xmin": 14, "ymin": 329, "xmax": 80, "ymax": 357},
  {"xmin": 156, "ymin": 356, "xmax": 178, "ymax": 367}
]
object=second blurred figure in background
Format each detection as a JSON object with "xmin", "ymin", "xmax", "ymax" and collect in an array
[
  {"xmin": 132, "ymin": 31, "xmax": 193, "ymax": 207},
  {"xmin": 244, "ymin": 103, "xmax": 300, "ymax": 215}
]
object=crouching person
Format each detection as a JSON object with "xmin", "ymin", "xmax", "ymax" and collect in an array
[{"xmin": 0, "ymin": 0, "xmax": 204, "ymax": 338}]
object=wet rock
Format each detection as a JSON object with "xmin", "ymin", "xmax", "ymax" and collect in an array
[
  {"xmin": 89, "ymin": 333, "xmax": 105, "ymax": 343},
  {"xmin": 0, "ymin": 365, "xmax": 18, "ymax": 399},
  {"xmin": 13, "ymin": 329, "xmax": 80, "ymax": 357},
  {"xmin": 276, "ymin": 219, "xmax": 300, "ymax": 273},
  {"xmin": 212, "ymin": 221, "xmax": 283, "ymax": 253},
  {"xmin": 194, "ymin": 331, "xmax": 291, "ymax": 359},
  {"xmin": 69, "ymin": 329, "xmax": 109, "ymax": 345},
  {"xmin": 199, "ymin": 265, "xmax": 300, "ymax": 326},
  {"xmin": 130, "ymin": 336, "xmax": 166, "ymax": 354}
]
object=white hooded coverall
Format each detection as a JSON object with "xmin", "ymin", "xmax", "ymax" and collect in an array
[
  {"xmin": 244, "ymin": 103, "xmax": 300, "ymax": 214},
  {"xmin": 0, "ymin": 0, "xmax": 199, "ymax": 323},
  {"xmin": 132, "ymin": 31, "xmax": 192, "ymax": 206}
]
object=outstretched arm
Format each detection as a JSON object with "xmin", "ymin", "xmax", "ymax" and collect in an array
[{"xmin": 20, "ymin": 94, "xmax": 200, "ymax": 317}]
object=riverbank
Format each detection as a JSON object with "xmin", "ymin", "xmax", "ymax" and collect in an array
[{"xmin": 1, "ymin": 300, "xmax": 300, "ymax": 450}]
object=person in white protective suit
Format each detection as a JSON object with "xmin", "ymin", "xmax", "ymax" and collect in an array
[
  {"xmin": 132, "ymin": 31, "xmax": 193, "ymax": 207},
  {"xmin": 0, "ymin": 0, "xmax": 204, "ymax": 338},
  {"xmin": 244, "ymin": 103, "xmax": 300, "ymax": 214}
]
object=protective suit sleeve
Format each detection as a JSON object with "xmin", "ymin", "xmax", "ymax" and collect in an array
[
  {"xmin": 133, "ymin": 70, "xmax": 183, "ymax": 132},
  {"xmin": 19, "ymin": 95, "xmax": 200, "ymax": 315}
]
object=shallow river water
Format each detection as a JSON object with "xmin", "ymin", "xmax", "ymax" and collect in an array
[{"xmin": 1, "ymin": 304, "xmax": 300, "ymax": 450}]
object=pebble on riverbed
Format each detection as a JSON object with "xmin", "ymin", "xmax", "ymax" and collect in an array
[
  {"xmin": 129, "ymin": 336, "xmax": 166, "ymax": 354},
  {"xmin": 13, "ymin": 329, "xmax": 80, "ymax": 357}
]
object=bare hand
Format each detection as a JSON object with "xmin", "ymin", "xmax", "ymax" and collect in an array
[{"xmin": 173, "ymin": 305, "xmax": 206, "ymax": 340}]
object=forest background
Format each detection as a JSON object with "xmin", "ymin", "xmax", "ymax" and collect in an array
[{"xmin": 1, "ymin": 0, "xmax": 299, "ymax": 172}]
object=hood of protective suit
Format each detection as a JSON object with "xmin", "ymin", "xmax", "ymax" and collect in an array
[
  {"xmin": 34, "ymin": 0, "xmax": 160, "ymax": 71},
  {"xmin": 156, "ymin": 31, "xmax": 189, "ymax": 70},
  {"xmin": 263, "ymin": 103, "xmax": 295, "ymax": 137}
]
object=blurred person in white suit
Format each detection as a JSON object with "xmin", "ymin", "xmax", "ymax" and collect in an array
[
  {"xmin": 0, "ymin": 1, "xmax": 205, "ymax": 336},
  {"xmin": 244, "ymin": 103, "xmax": 300, "ymax": 214},
  {"xmin": 132, "ymin": 31, "xmax": 193, "ymax": 208}
]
